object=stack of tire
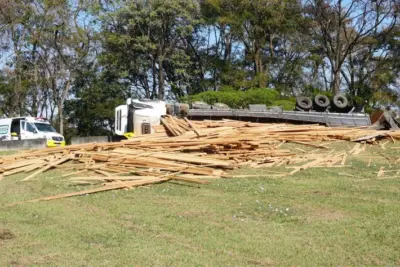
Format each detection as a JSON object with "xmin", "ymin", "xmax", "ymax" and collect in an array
[{"xmin": 295, "ymin": 94, "xmax": 350, "ymax": 112}]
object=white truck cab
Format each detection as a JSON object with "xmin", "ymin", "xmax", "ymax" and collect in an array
[
  {"xmin": 115, "ymin": 98, "xmax": 166, "ymax": 137},
  {"xmin": 0, "ymin": 117, "xmax": 65, "ymax": 147}
]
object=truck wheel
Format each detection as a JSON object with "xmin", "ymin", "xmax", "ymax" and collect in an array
[
  {"xmin": 332, "ymin": 95, "xmax": 348, "ymax": 109},
  {"xmin": 314, "ymin": 94, "xmax": 330, "ymax": 111},
  {"xmin": 296, "ymin": 97, "xmax": 313, "ymax": 111}
]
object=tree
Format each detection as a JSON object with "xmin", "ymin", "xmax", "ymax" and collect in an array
[
  {"xmin": 203, "ymin": 0, "xmax": 305, "ymax": 88},
  {"xmin": 29, "ymin": 0, "xmax": 96, "ymax": 134},
  {"xmin": 65, "ymin": 66, "xmax": 128, "ymax": 137},
  {"xmin": 0, "ymin": 0, "xmax": 33, "ymax": 116},
  {"xmin": 101, "ymin": 0, "xmax": 200, "ymax": 100},
  {"xmin": 305, "ymin": 0, "xmax": 398, "ymax": 95}
]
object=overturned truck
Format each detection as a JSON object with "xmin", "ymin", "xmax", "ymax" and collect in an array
[{"xmin": 171, "ymin": 95, "xmax": 399, "ymax": 129}]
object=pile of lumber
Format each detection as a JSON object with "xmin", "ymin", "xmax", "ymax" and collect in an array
[
  {"xmin": 159, "ymin": 117, "xmax": 400, "ymax": 142},
  {"xmin": 1, "ymin": 118, "xmax": 399, "ymax": 204}
]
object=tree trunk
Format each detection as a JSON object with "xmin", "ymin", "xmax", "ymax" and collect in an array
[
  {"xmin": 254, "ymin": 45, "xmax": 265, "ymax": 88},
  {"xmin": 254, "ymin": 46, "xmax": 262, "ymax": 74},
  {"xmin": 223, "ymin": 31, "xmax": 231, "ymax": 61},
  {"xmin": 158, "ymin": 57, "xmax": 164, "ymax": 100},
  {"xmin": 322, "ymin": 63, "xmax": 329, "ymax": 91},
  {"xmin": 151, "ymin": 59, "xmax": 157, "ymax": 98},
  {"xmin": 349, "ymin": 53, "xmax": 355, "ymax": 95},
  {"xmin": 50, "ymin": 104, "xmax": 54, "ymax": 123},
  {"xmin": 12, "ymin": 30, "xmax": 22, "ymax": 117},
  {"xmin": 58, "ymin": 80, "xmax": 71, "ymax": 135},
  {"xmin": 332, "ymin": 0, "xmax": 342, "ymax": 96},
  {"xmin": 28, "ymin": 42, "xmax": 39, "ymax": 116},
  {"xmin": 58, "ymin": 103, "xmax": 64, "ymax": 135},
  {"xmin": 332, "ymin": 70, "xmax": 340, "ymax": 96}
]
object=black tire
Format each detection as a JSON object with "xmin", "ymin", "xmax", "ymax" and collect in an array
[
  {"xmin": 296, "ymin": 96, "xmax": 313, "ymax": 111},
  {"xmin": 314, "ymin": 94, "xmax": 330, "ymax": 111},
  {"xmin": 332, "ymin": 94, "xmax": 348, "ymax": 109}
]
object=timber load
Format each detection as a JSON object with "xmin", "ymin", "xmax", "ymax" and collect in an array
[{"xmin": 1, "ymin": 117, "xmax": 399, "ymax": 205}]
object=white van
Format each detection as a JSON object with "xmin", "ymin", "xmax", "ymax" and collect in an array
[{"xmin": 0, "ymin": 117, "xmax": 65, "ymax": 147}]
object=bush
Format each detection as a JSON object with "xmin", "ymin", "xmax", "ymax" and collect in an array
[
  {"xmin": 242, "ymin": 88, "xmax": 279, "ymax": 107},
  {"xmin": 181, "ymin": 88, "xmax": 280, "ymax": 108},
  {"xmin": 316, "ymin": 91, "xmax": 333, "ymax": 99},
  {"xmin": 271, "ymin": 99, "xmax": 296, "ymax": 110}
]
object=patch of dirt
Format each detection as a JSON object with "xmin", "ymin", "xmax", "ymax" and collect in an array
[
  {"xmin": 305, "ymin": 190, "xmax": 332, "ymax": 196},
  {"xmin": 0, "ymin": 229, "xmax": 15, "ymax": 240},
  {"xmin": 180, "ymin": 209, "xmax": 216, "ymax": 218},
  {"xmin": 295, "ymin": 204, "xmax": 351, "ymax": 222},
  {"xmin": 8, "ymin": 253, "xmax": 60, "ymax": 267},
  {"xmin": 247, "ymin": 258, "xmax": 275, "ymax": 266},
  {"xmin": 306, "ymin": 208, "xmax": 349, "ymax": 221}
]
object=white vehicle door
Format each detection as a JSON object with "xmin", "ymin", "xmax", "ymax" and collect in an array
[
  {"xmin": 20, "ymin": 120, "xmax": 27, "ymax": 139},
  {"xmin": 25, "ymin": 122, "xmax": 39, "ymax": 139}
]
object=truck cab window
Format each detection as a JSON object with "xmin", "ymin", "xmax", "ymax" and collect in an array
[
  {"xmin": 26, "ymin": 123, "xmax": 37, "ymax": 133},
  {"xmin": 21, "ymin": 121, "xmax": 26, "ymax": 130}
]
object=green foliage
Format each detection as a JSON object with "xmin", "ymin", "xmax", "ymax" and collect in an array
[
  {"xmin": 102, "ymin": 0, "xmax": 201, "ymax": 99},
  {"xmin": 181, "ymin": 88, "xmax": 279, "ymax": 108},
  {"xmin": 219, "ymin": 85, "xmax": 236, "ymax": 92},
  {"xmin": 64, "ymin": 69, "xmax": 128, "ymax": 138},
  {"xmin": 317, "ymin": 91, "xmax": 333, "ymax": 99},
  {"xmin": 243, "ymin": 88, "xmax": 279, "ymax": 107},
  {"xmin": 182, "ymin": 88, "xmax": 296, "ymax": 110},
  {"xmin": 0, "ymin": 0, "xmax": 398, "ymax": 140},
  {"xmin": 271, "ymin": 99, "xmax": 296, "ymax": 110}
]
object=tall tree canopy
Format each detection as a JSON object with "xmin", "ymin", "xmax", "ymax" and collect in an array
[{"xmin": 0, "ymin": 0, "xmax": 398, "ymax": 136}]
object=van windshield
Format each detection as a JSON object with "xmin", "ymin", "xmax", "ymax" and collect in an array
[{"xmin": 34, "ymin": 123, "xmax": 56, "ymax": 132}]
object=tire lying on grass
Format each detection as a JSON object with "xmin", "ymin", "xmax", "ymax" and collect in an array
[
  {"xmin": 332, "ymin": 94, "xmax": 349, "ymax": 111},
  {"xmin": 296, "ymin": 96, "xmax": 313, "ymax": 111},
  {"xmin": 313, "ymin": 94, "xmax": 330, "ymax": 111}
]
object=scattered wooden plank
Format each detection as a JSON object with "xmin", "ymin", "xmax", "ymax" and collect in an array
[
  {"xmin": 1, "ymin": 118, "xmax": 397, "ymax": 204},
  {"xmin": 341, "ymin": 153, "xmax": 347, "ymax": 165},
  {"xmin": 94, "ymin": 170, "xmax": 113, "ymax": 177},
  {"xmin": 22, "ymin": 155, "xmax": 72, "ymax": 181},
  {"xmin": 8, "ymin": 178, "xmax": 170, "ymax": 206},
  {"xmin": 70, "ymin": 175, "xmax": 157, "ymax": 181},
  {"xmin": 62, "ymin": 170, "xmax": 87, "ymax": 178},
  {"xmin": 380, "ymin": 140, "xmax": 390, "ymax": 150},
  {"xmin": 184, "ymin": 117, "xmax": 202, "ymax": 137},
  {"xmin": 377, "ymin": 167, "xmax": 385, "ymax": 177},
  {"xmin": 287, "ymin": 140, "xmax": 328, "ymax": 149}
]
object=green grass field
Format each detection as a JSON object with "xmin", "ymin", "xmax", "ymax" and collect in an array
[{"xmin": 1, "ymin": 142, "xmax": 400, "ymax": 266}]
